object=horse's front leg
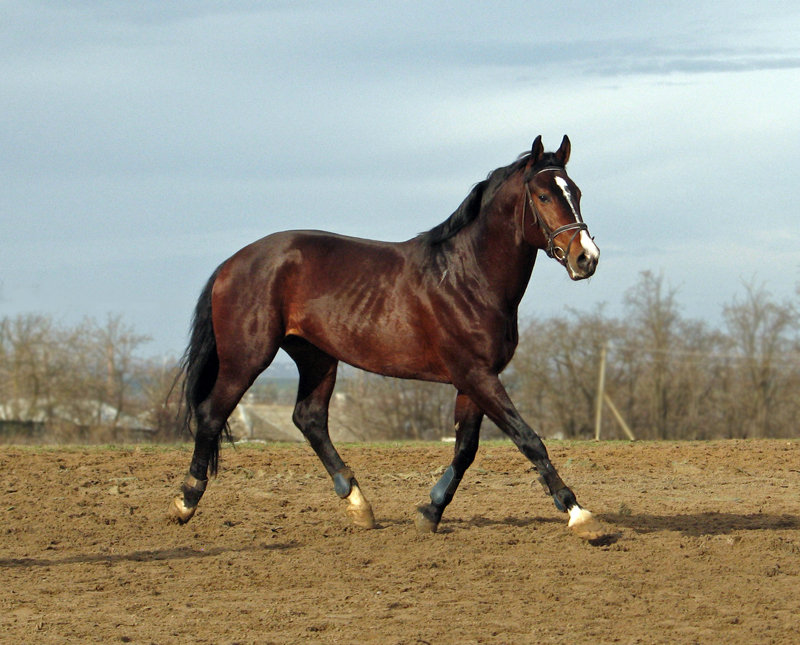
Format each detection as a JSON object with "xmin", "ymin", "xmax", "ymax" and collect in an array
[
  {"xmin": 416, "ymin": 392, "xmax": 482, "ymax": 533},
  {"xmin": 463, "ymin": 371, "xmax": 609, "ymax": 542}
]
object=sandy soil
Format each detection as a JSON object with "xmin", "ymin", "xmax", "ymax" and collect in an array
[{"xmin": 2, "ymin": 440, "xmax": 799, "ymax": 644}]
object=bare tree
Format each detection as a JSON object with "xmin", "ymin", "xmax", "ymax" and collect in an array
[
  {"xmin": 138, "ymin": 354, "xmax": 185, "ymax": 441},
  {"xmin": 509, "ymin": 308, "xmax": 618, "ymax": 439},
  {"xmin": 623, "ymin": 271, "xmax": 683, "ymax": 439},
  {"xmin": 336, "ymin": 369, "xmax": 454, "ymax": 441},
  {"xmin": 0, "ymin": 314, "xmax": 63, "ymax": 422},
  {"xmin": 722, "ymin": 281, "xmax": 799, "ymax": 437},
  {"xmin": 0, "ymin": 313, "xmax": 152, "ymax": 440}
]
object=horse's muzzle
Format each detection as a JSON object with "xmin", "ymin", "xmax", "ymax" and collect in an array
[
  {"xmin": 570, "ymin": 251, "xmax": 598, "ymax": 280},
  {"xmin": 566, "ymin": 231, "xmax": 599, "ymax": 280}
]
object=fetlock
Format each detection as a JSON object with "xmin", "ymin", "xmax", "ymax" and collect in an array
[
  {"xmin": 332, "ymin": 468, "xmax": 355, "ymax": 498},
  {"xmin": 169, "ymin": 474, "xmax": 207, "ymax": 524},
  {"xmin": 181, "ymin": 474, "xmax": 208, "ymax": 507},
  {"xmin": 552, "ymin": 487, "xmax": 577, "ymax": 513}
]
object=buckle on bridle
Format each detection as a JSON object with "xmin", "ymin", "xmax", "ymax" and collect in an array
[{"xmin": 545, "ymin": 222, "xmax": 589, "ymax": 263}]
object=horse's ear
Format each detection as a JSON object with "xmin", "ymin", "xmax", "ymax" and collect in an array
[
  {"xmin": 530, "ymin": 135, "xmax": 544, "ymax": 164},
  {"xmin": 555, "ymin": 135, "xmax": 571, "ymax": 166}
]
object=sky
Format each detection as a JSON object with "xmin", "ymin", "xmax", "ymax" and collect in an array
[{"xmin": 2, "ymin": 1, "xmax": 799, "ymax": 363}]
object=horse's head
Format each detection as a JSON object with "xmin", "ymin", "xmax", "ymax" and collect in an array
[{"xmin": 523, "ymin": 135, "xmax": 599, "ymax": 280}]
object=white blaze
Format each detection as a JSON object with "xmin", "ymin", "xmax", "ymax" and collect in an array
[
  {"xmin": 554, "ymin": 176, "xmax": 599, "ymax": 264},
  {"xmin": 579, "ymin": 229, "xmax": 600, "ymax": 259},
  {"xmin": 554, "ymin": 176, "xmax": 580, "ymax": 220}
]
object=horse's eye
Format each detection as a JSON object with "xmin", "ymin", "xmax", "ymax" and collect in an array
[{"xmin": 538, "ymin": 194, "xmax": 549, "ymax": 202}]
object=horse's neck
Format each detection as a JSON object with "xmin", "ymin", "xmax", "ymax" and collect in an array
[{"xmin": 460, "ymin": 187, "xmax": 538, "ymax": 312}]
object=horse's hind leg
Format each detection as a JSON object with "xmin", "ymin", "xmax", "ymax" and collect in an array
[
  {"xmin": 172, "ymin": 314, "xmax": 281, "ymax": 524},
  {"xmin": 170, "ymin": 364, "xmax": 266, "ymax": 523},
  {"xmin": 416, "ymin": 392, "xmax": 483, "ymax": 533},
  {"xmin": 284, "ymin": 338, "xmax": 376, "ymax": 529}
]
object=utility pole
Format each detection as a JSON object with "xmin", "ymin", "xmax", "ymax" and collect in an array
[
  {"xmin": 594, "ymin": 342, "xmax": 635, "ymax": 441},
  {"xmin": 594, "ymin": 343, "xmax": 607, "ymax": 440}
]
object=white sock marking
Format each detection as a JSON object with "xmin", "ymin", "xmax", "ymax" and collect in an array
[{"xmin": 567, "ymin": 505, "xmax": 594, "ymax": 528}]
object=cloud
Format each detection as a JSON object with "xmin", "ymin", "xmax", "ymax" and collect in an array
[{"xmin": 585, "ymin": 45, "xmax": 800, "ymax": 77}]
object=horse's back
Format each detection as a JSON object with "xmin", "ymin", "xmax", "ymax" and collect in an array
[{"xmin": 219, "ymin": 229, "xmax": 413, "ymax": 300}]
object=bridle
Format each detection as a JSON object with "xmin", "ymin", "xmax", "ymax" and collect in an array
[{"xmin": 522, "ymin": 166, "xmax": 590, "ymax": 265}]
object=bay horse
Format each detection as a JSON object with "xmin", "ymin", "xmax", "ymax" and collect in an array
[{"xmin": 170, "ymin": 135, "xmax": 607, "ymax": 541}]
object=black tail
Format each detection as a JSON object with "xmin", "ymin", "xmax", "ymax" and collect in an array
[{"xmin": 179, "ymin": 265, "xmax": 229, "ymax": 475}]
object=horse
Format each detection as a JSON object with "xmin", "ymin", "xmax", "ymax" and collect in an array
[{"xmin": 170, "ymin": 135, "xmax": 608, "ymax": 541}]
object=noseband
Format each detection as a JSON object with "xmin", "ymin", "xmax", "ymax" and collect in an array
[{"xmin": 523, "ymin": 166, "xmax": 589, "ymax": 265}]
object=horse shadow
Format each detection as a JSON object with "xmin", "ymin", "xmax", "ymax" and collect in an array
[
  {"xmin": 414, "ymin": 511, "xmax": 800, "ymax": 545},
  {"xmin": 0, "ymin": 541, "xmax": 298, "ymax": 570},
  {"xmin": 6, "ymin": 513, "xmax": 795, "ymax": 569},
  {"xmin": 598, "ymin": 511, "xmax": 800, "ymax": 537}
]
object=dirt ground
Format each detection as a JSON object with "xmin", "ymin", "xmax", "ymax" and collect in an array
[{"xmin": 2, "ymin": 439, "xmax": 799, "ymax": 644}]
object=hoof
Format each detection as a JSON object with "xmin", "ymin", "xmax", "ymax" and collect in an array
[
  {"xmin": 169, "ymin": 496, "xmax": 197, "ymax": 524},
  {"xmin": 414, "ymin": 509, "xmax": 439, "ymax": 534},
  {"xmin": 344, "ymin": 485, "xmax": 376, "ymax": 529},
  {"xmin": 567, "ymin": 507, "xmax": 615, "ymax": 544},
  {"xmin": 346, "ymin": 504, "xmax": 376, "ymax": 529}
]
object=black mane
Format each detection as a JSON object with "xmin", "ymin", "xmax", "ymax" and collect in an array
[{"xmin": 419, "ymin": 150, "xmax": 563, "ymax": 246}]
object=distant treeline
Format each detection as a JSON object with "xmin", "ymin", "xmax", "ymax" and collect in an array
[
  {"xmin": 505, "ymin": 272, "xmax": 799, "ymax": 441},
  {"xmin": 1, "ymin": 272, "xmax": 798, "ymax": 443},
  {"xmin": 0, "ymin": 314, "xmax": 180, "ymax": 443}
]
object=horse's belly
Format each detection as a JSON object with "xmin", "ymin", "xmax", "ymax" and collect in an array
[{"xmin": 286, "ymin": 311, "xmax": 449, "ymax": 383}]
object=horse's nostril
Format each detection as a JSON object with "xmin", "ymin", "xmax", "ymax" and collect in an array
[{"xmin": 574, "ymin": 251, "xmax": 597, "ymax": 277}]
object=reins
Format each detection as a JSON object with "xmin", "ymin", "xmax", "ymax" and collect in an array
[{"xmin": 522, "ymin": 166, "xmax": 589, "ymax": 265}]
